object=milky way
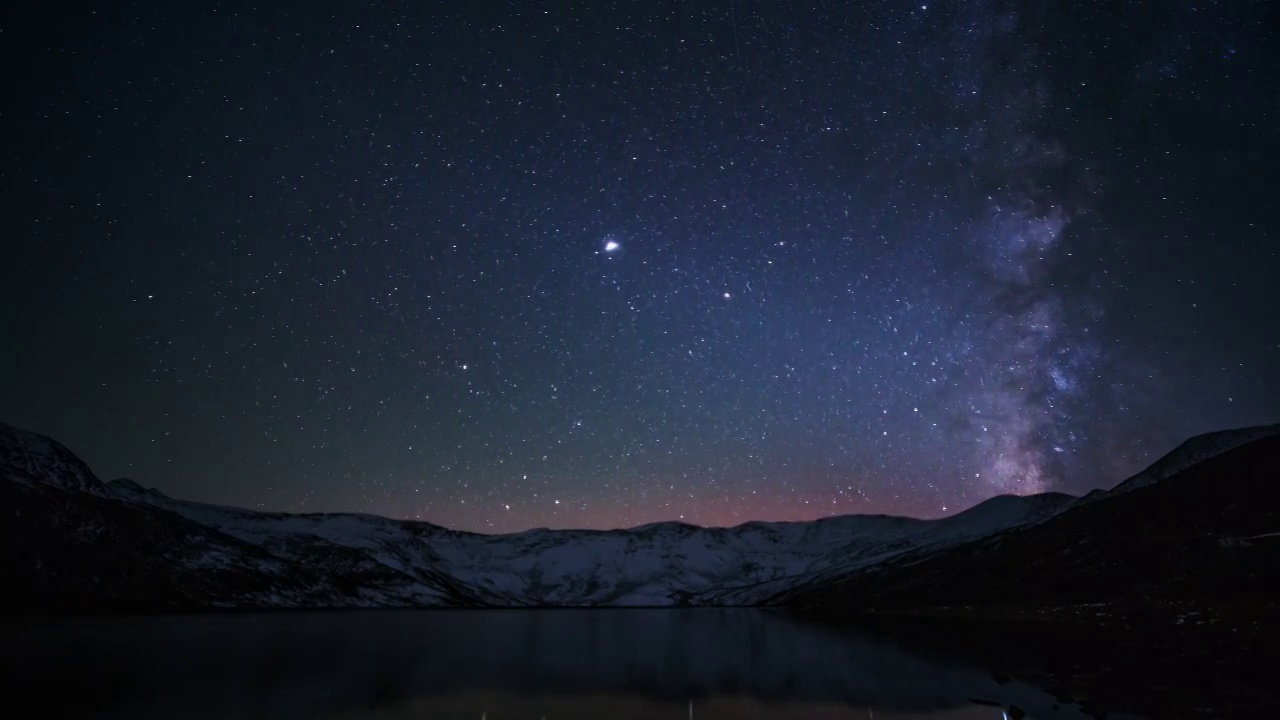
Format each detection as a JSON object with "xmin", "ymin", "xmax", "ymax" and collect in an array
[
  {"xmin": 5, "ymin": 1, "xmax": 1277, "ymax": 531},
  {"xmin": 952, "ymin": 4, "xmax": 1102, "ymax": 495}
]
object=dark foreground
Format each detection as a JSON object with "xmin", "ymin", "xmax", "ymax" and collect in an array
[
  {"xmin": 794, "ymin": 600, "xmax": 1280, "ymax": 719},
  {"xmin": 5, "ymin": 608, "xmax": 1275, "ymax": 719}
]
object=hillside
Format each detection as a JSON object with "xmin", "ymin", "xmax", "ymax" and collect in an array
[
  {"xmin": 3, "ymin": 420, "xmax": 1276, "ymax": 612},
  {"xmin": 775, "ymin": 434, "xmax": 1280, "ymax": 609}
]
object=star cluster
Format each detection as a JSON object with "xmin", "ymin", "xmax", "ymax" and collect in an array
[{"xmin": 4, "ymin": 1, "xmax": 1277, "ymax": 532}]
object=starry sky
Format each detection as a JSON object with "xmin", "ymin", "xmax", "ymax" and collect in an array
[{"xmin": 4, "ymin": 1, "xmax": 1277, "ymax": 532}]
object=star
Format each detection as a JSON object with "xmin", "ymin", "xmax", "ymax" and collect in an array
[{"xmin": 7, "ymin": 0, "xmax": 1270, "ymax": 534}]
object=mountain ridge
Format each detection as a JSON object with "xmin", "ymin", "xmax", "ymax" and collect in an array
[
  {"xmin": 104, "ymin": 474, "xmax": 1073, "ymax": 537},
  {"xmin": 4, "ymin": 420, "xmax": 1276, "ymax": 612},
  {"xmin": 775, "ymin": 430, "xmax": 1280, "ymax": 609}
]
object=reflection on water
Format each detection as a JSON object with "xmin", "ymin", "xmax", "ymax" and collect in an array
[
  {"xmin": 351, "ymin": 694, "xmax": 1013, "ymax": 719},
  {"xmin": 5, "ymin": 609, "xmax": 1100, "ymax": 719}
]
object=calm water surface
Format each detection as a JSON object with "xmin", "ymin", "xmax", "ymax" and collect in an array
[{"xmin": 6, "ymin": 609, "xmax": 1111, "ymax": 719}]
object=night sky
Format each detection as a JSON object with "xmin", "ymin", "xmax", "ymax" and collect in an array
[{"xmin": 4, "ymin": 1, "xmax": 1277, "ymax": 532}]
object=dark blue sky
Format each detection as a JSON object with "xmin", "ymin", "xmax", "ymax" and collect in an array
[{"xmin": 4, "ymin": 0, "xmax": 1277, "ymax": 531}]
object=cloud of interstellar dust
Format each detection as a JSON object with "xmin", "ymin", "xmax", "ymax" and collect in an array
[{"xmin": 955, "ymin": 1, "xmax": 1103, "ymax": 495}]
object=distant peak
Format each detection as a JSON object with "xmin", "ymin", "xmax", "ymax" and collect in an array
[
  {"xmin": 627, "ymin": 520, "xmax": 702, "ymax": 533},
  {"xmin": 108, "ymin": 477, "xmax": 146, "ymax": 491},
  {"xmin": 939, "ymin": 490, "xmax": 1077, "ymax": 527}
]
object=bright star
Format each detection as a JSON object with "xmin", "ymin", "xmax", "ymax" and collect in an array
[{"xmin": 604, "ymin": 240, "xmax": 620, "ymax": 252}]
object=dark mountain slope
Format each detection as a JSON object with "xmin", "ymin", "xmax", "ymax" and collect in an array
[
  {"xmin": 1, "ymin": 478, "xmax": 356, "ymax": 613},
  {"xmin": 0, "ymin": 422, "xmax": 106, "ymax": 494},
  {"xmin": 5, "ymin": 419, "xmax": 1277, "ymax": 613},
  {"xmin": 1, "ymin": 423, "xmax": 485, "ymax": 613},
  {"xmin": 776, "ymin": 435, "xmax": 1280, "ymax": 609},
  {"xmin": 3, "ymin": 422, "xmax": 1076, "ymax": 610},
  {"xmin": 1109, "ymin": 423, "xmax": 1280, "ymax": 495}
]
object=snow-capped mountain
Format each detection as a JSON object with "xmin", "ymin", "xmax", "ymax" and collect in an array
[
  {"xmin": 778, "ymin": 430, "xmax": 1280, "ymax": 609},
  {"xmin": 0, "ymin": 422, "xmax": 108, "ymax": 495},
  {"xmin": 1109, "ymin": 423, "xmax": 1280, "ymax": 494},
  {"xmin": 3, "ymin": 420, "xmax": 1276, "ymax": 612},
  {"xmin": 101, "ymin": 475, "xmax": 1071, "ymax": 607},
  {"xmin": 688, "ymin": 491, "xmax": 1074, "ymax": 606}
]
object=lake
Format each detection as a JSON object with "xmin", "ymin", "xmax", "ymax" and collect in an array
[{"xmin": 5, "ymin": 609, "xmax": 1119, "ymax": 719}]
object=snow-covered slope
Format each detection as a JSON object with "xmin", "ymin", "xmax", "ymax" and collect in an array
[
  {"xmin": 103, "ymin": 480, "xmax": 499, "ymax": 606},
  {"xmin": 1109, "ymin": 423, "xmax": 1280, "ymax": 494},
  {"xmin": 6, "ymin": 420, "xmax": 1275, "ymax": 610},
  {"xmin": 1, "ymin": 425, "xmax": 485, "ymax": 611},
  {"xmin": 780, "ymin": 431, "xmax": 1280, "ymax": 609},
  {"xmin": 0, "ymin": 422, "xmax": 107, "ymax": 494},
  {"xmin": 106, "ymin": 479, "xmax": 1074, "ymax": 607},
  {"xmin": 686, "ymin": 491, "xmax": 1075, "ymax": 606}
]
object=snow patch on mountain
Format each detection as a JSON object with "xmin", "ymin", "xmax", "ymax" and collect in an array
[
  {"xmin": 6, "ymin": 420, "xmax": 1274, "ymax": 609},
  {"xmin": 0, "ymin": 422, "xmax": 106, "ymax": 494},
  {"xmin": 688, "ymin": 492, "xmax": 1076, "ymax": 606},
  {"xmin": 106, "ymin": 477, "xmax": 170, "ymax": 501},
  {"xmin": 104, "ymin": 480, "xmax": 1075, "ymax": 606}
]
